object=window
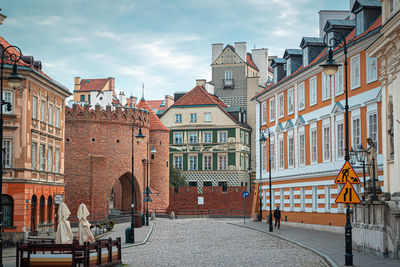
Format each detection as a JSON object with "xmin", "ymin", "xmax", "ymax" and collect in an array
[
  {"xmin": 48, "ymin": 146, "xmax": 53, "ymax": 172},
  {"xmin": 218, "ymin": 154, "xmax": 227, "ymax": 170},
  {"xmin": 40, "ymin": 144, "xmax": 46, "ymax": 171},
  {"xmin": 278, "ymin": 93, "xmax": 284, "ymax": 118},
  {"xmin": 288, "ymin": 136, "xmax": 294, "ymax": 167},
  {"xmin": 218, "ymin": 131, "xmax": 227, "ymax": 143},
  {"xmin": 47, "ymin": 196, "xmax": 53, "ymax": 223},
  {"xmin": 270, "ymin": 136, "xmax": 275, "ymax": 170},
  {"xmin": 189, "ymin": 181, "xmax": 197, "ymax": 187},
  {"xmin": 41, "ymin": 101, "xmax": 46, "ymax": 122},
  {"xmin": 303, "ymin": 47, "xmax": 308, "ymax": 67},
  {"xmin": 311, "ymin": 128, "xmax": 317, "ymax": 163},
  {"xmin": 269, "ymin": 97, "xmax": 275, "ymax": 122},
  {"xmin": 261, "ymin": 102, "xmax": 267, "ymax": 124},
  {"xmin": 310, "ymin": 76, "xmax": 317, "ymax": 106},
  {"xmin": 288, "ymin": 88, "xmax": 294, "ymax": 115},
  {"xmin": 390, "ymin": 0, "xmax": 394, "ymax": 12},
  {"xmin": 290, "ymin": 188, "xmax": 294, "ymax": 211},
  {"xmin": 350, "ymin": 55, "xmax": 361, "ymax": 89},
  {"xmin": 299, "ymin": 132, "xmax": 305, "ymax": 166},
  {"xmin": 3, "ymin": 91, "xmax": 13, "ymax": 114},
  {"xmin": 335, "ymin": 65, "xmax": 344, "ymax": 95},
  {"xmin": 298, "ymin": 83, "xmax": 305, "ymax": 110},
  {"xmin": 203, "ymin": 132, "xmax": 212, "ymax": 143},
  {"xmin": 189, "ymin": 155, "xmax": 198, "ymax": 170},
  {"xmin": 218, "ymin": 181, "xmax": 228, "ymax": 192},
  {"xmin": 366, "ymin": 54, "xmax": 378, "ymax": 83},
  {"xmin": 325, "ymin": 186, "xmax": 331, "ymax": 211},
  {"xmin": 32, "ymin": 96, "xmax": 38, "ymax": 119},
  {"xmin": 352, "ymin": 118, "xmax": 361, "ymax": 149},
  {"xmin": 55, "ymin": 107, "xmax": 61, "ymax": 127},
  {"xmin": 55, "ymin": 148, "xmax": 60, "ymax": 173},
  {"xmin": 322, "ymin": 73, "xmax": 330, "ymax": 100},
  {"xmin": 2, "ymin": 195, "xmax": 13, "ymax": 226},
  {"xmin": 312, "ymin": 186, "xmax": 318, "ymax": 211},
  {"xmin": 225, "ymin": 70, "xmax": 233, "ymax": 85},
  {"xmin": 175, "ymin": 114, "xmax": 182, "ymax": 123},
  {"xmin": 279, "ymin": 138, "xmax": 284, "ymax": 169},
  {"xmin": 323, "ymin": 126, "xmax": 331, "ymax": 161},
  {"xmin": 286, "ymin": 58, "xmax": 291, "ymax": 76},
  {"xmin": 189, "ymin": 132, "xmax": 198, "ymax": 144},
  {"xmin": 203, "ymin": 181, "xmax": 212, "ymax": 187},
  {"xmin": 174, "ymin": 155, "xmax": 183, "ymax": 170},
  {"xmin": 337, "ymin": 122, "xmax": 344, "ymax": 159},
  {"xmin": 262, "ymin": 143, "xmax": 267, "ymax": 171},
  {"xmin": 244, "ymin": 133, "xmax": 249, "ymax": 145},
  {"xmin": 2, "ymin": 139, "xmax": 12, "ymax": 168},
  {"xmin": 356, "ymin": 12, "xmax": 364, "ymax": 36},
  {"xmin": 39, "ymin": 196, "xmax": 45, "ymax": 224},
  {"xmin": 190, "ymin": 113, "xmax": 197, "ymax": 123},
  {"xmin": 32, "ymin": 142, "xmax": 37, "ymax": 170},
  {"xmin": 174, "ymin": 133, "xmax": 183, "ymax": 144},
  {"xmin": 203, "ymin": 155, "xmax": 212, "ymax": 170},
  {"xmin": 48, "ymin": 104, "xmax": 54, "ymax": 126},
  {"xmin": 300, "ymin": 187, "xmax": 305, "ymax": 211},
  {"xmin": 368, "ymin": 112, "xmax": 378, "ymax": 144},
  {"xmin": 80, "ymin": 95, "xmax": 85, "ymax": 102},
  {"xmin": 204, "ymin": 112, "xmax": 212, "ymax": 122}
]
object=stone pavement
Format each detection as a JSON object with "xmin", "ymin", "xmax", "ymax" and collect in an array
[
  {"xmin": 230, "ymin": 220, "xmax": 400, "ymax": 267},
  {"xmin": 121, "ymin": 218, "xmax": 328, "ymax": 266}
]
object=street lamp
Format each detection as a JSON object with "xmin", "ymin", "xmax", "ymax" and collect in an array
[
  {"xmin": 126, "ymin": 120, "xmax": 145, "ymax": 243},
  {"xmin": 143, "ymin": 136, "xmax": 156, "ymax": 226},
  {"xmin": 320, "ymin": 29, "xmax": 352, "ymax": 266},
  {"xmin": 1, "ymin": 45, "xmax": 25, "ymax": 266},
  {"xmin": 260, "ymin": 128, "xmax": 273, "ymax": 232}
]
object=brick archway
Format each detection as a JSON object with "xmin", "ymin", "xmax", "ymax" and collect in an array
[{"xmin": 109, "ymin": 172, "xmax": 142, "ymax": 215}]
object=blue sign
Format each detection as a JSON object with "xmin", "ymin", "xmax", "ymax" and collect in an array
[{"xmin": 242, "ymin": 191, "xmax": 249, "ymax": 198}]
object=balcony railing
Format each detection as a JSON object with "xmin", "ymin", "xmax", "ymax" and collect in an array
[{"xmin": 223, "ymin": 79, "xmax": 234, "ymax": 89}]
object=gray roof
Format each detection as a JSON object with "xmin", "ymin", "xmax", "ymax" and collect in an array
[
  {"xmin": 283, "ymin": 49, "xmax": 302, "ymax": 59},
  {"xmin": 352, "ymin": 0, "xmax": 381, "ymax": 12},
  {"xmin": 324, "ymin": 19, "xmax": 355, "ymax": 31},
  {"xmin": 271, "ymin": 58, "xmax": 286, "ymax": 67},
  {"xmin": 300, "ymin": 37, "xmax": 324, "ymax": 48},
  {"xmin": 223, "ymin": 106, "xmax": 242, "ymax": 112}
]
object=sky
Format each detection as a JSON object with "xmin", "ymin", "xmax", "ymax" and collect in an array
[{"xmin": 1, "ymin": 0, "xmax": 349, "ymax": 100}]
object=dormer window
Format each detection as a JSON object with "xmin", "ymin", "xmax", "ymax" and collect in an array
[
  {"xmin": 286, "ymin": 59, "xmax": 291, "ymax": 76},
  {"xmin": 356, "ymin": 12, "xmax": 364, "ymax": 36},
  {"xmin": 302, "ymin": 47, "xmax": 308, "ymax": 67},
  {"xmin": 273, "ymin": 68, "xmax": 278, "ymax": 84}
]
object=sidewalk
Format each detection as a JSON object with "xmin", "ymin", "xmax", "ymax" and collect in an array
[{"xmin": 230, "ymin": 221, "xmax": 400, "ymax": 267}]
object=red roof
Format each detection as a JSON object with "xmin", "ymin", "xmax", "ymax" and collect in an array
[
  {"xmin": 252, "ymin": 16, "xmax": 382, "ymax": 100},
  {"xmin": 137, "ymin": 99, "xmax": 170, "ymax": 131},
  {"xmin": 77, "ymin": 78, "xmax": 110, "ymax": 92},
  {"xmin": 246, "ymin": 53, "xmax": 259, "ymax": 71},
  {"xmin": 147, "ymin": 100, "xmax": 164, "ymax": 110}
]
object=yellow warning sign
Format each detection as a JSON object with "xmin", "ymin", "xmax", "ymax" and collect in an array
[
  {"xmin": 335, "ymin": 181, "xmax": 361, "ymax": 204},
  {"xmin": 334, "ymin": 161, "xmax": 360, "ymax": 184}
]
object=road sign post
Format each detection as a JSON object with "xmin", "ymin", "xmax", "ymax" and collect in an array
[{"xmin": 242, "ymin": 191, "xmax": 249, "ymax": 224}]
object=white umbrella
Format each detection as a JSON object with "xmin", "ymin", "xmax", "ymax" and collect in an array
[
  {"xmin": 55, "ymin": 202, "xmax": 74, "ymax": 244},
  {"xmin": 77, "ymin": 203, "xmax": 95, "ymax": 245}
]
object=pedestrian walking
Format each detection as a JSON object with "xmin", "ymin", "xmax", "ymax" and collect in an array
[{"xmin": 273, "ymin": 206, "xmax": 281, "ymax": 229}]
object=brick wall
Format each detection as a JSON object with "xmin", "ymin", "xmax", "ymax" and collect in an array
[{"xmin": 167, "ymin": 186, "xmax": 253, "ymax": 215}]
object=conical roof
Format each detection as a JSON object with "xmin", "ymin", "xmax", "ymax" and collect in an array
[{"xmin": 137, "ymin": 99, "xmax": 170, "ymax": 131}]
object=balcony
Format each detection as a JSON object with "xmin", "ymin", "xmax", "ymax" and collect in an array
[{"xmin": 223, "ymin": 79, "xmax": 234, "ymax": 89}]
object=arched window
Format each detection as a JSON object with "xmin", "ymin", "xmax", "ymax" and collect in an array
[
  {"xmin": 39, "ymin": 196, "xmax": 45, "ymax": 224},
  {"xmin": 2, "ymin": 195, "xmax": 13, "ymax": 226},
  {"xmin": 47, "ymin": 196, "xmax": 53, "ymax": 223}
]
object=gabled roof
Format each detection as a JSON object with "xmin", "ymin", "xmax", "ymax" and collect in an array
[
  {"xmin": 137, "ymin": 99, "xmax": 170, "ymax": 132},
  {"xmin": 324, "ymin": 19, "xmax": 355, "ymax": 32},
  {"xmin": 271, "ymin": 58, "xmax": 286, "ymax": 67},
  {"xmin": 284, "ymin": 120, "xmax": 294, "ymax": 129},
  {"xmin": 352, "ymin": 0, "xmax": 381, "ymax": 13},
  {"xmin": 147, "ymin": 100, "xmax": 163, "ymax": 110},
  {"xmin": 246, "ymin": 53, "xmax": 259, "ymax": 71},
  {"xmin": 76, "ymin": 78, "xmax": 110, "ymax": 92},
  {"xmin": 283, "ymin": 49, "xmax": 302, "ymax": 59},
  {"xmin": 295, "ymin": 116, "xmax": 306, "ymax": 126},
  {"xmin": 300, "ymin": 37, "xmax": 324, "ymax": 48},
  {"xmin": 332, "ymin": 102, "xmax": 345, "ymax": 114}
]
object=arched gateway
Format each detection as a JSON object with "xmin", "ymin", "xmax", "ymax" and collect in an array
[{"xmin": 64, "ymin": 101, "xmax": 170, "ymax": 220}]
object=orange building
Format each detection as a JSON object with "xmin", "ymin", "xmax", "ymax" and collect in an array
[
  {"xmin": 252, "ymin": 1, "xmax": 383, "ymax": 229},
  {"xmin": 1, "ymin": 36, "xmax": 71, "ymax": 245}
]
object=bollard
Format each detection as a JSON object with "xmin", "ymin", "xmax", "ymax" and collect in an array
[
  {"xmin": 170, "ymin": 211, "xmax": 175, "ymax": 220},
  {"xmin": 151, "ymin": 212, "xmax": 155, "ymax": 220}
]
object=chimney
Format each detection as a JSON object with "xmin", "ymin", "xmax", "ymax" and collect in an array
[
  {"xmin": 74, "ymin": 77, "xmax": 81, "ymax": 91},
  {"xmin": 164, "ymin": 95, "xmax": 174, "ymax": 108},
  {"xmin": 205, "ymin": 82, "xmax": 215, "ymax": 95},
  {"xmin": 234, "ymin": 42, "xmax": 247, "ymax": 61},
  {"xmin": 211, "ymin": 43, "xmax": 224, "ymax": 63},
  {"xmin": 196, "ymin": 79, "xmax": 206, "ymax": 87},
  {"xmin": 119, "ymin": 92, "xmax": 126, "ymax": 106},
  {"xmin": 318, "ymin": 10, "xmax": 349, "ymax": 37},
  {"xmin": 174, "ymin": 92, "xmax": 187, "ymax": 102},
  {"xmin": 108, "ymin": 77, "xmax": 115, "ymax": 91},
  {"xmin": 0, "ymin": 11, "xmax": 6, "ymax": 25},
  {"xmin": 251, "ymin": 48, "xmax": 269, "ymax": 86}
]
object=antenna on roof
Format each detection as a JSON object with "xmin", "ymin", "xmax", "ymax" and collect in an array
[
  {"xmin": 141, "ymin": 83, "xmax": 145, "ymax": 100},
  {"xmin": 254, "ymin": 44, "xmax": 256, "ymax": 49}
]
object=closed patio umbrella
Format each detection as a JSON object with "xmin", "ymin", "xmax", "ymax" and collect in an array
[
  {"xmin": 55, "ymin": 202, "xmax": 74, "ymax": 244},
  {"xmin": 77, "ymin": 203, "xmax": 95, "ymax": 245}
]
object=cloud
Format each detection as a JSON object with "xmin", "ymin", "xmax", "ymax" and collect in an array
[{"xmin": 35, "ymin": 15, "xmax": 63, "ymax": 26}]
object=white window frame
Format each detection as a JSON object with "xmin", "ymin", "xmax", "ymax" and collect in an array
[
  {"xmin": 288, "ymin": 88, "xmax": 294, "ymax": 115},
  {"xmin": 218, "ymin": 154, "xmax": 228, "ymax": 170},
  {"xmin": 335, "ymin": 65, "xmax": 344, "ymax": 96},
  {"xmin": 322, "ymin": 73, "xmax": 330, "ymax": 101},
  {"xmin": 279, "ymin": 136, "xmax": 285, "ymax": 169},
  {"xmin": 261, "ymin": 101, "xmax": 267, "ymax": 125},
  {"xmin": 203, "ymin": 131, "xmax": 212, "ymax": 144},
  {"xmin": 270, "ymin": 136, "xmax": 275, "ymax": 170},
  {"xmin": 366, "ymin": 53, "xmax": 378, "ymax": 84},
  {"xmin": 55, "ymin": 147, "xmax": 60, "ymax": 173},
  {"xmin": 303, "ymin": 47, "xmax": 308, "ymax": 67},
  {"xmin": 175, "ymin": 114, "xmax": 182, "ymax": 123},
  {"xmin": 2, "ymin": 139, "xmax": 12, "ymax": 168},
  {"xmin": 173, "ymin": 132, "xmax": 183, "ymax": 144},
  {"xmin": 190, "ymin": 113, "xmax": 197, "ymax": 123},
  {"xmin": 40, "ymin": 100, "xmax": 46, "ymax": 122},
  {"xmin": 288, "ymin": 134, "xmax": 294, "ymax": 168},
  {"xmin": 323, "ymin": 125, "xmax": 331, "ymax": 162},
  {"xmin": 262, "ymin": 142, "xmax": 267, "ymax": 171},
  {"xmin": 310, "ymin": 76, "xmax": 317, "ymax": 106},
  {"xmin": 40, "ymin": 143, "xmax": 46, "ymax": 171},
  {"xmin": 203, "ymin": 154, "xmax": 212, "ymax": 170},
  {"xmin": 350, "ymin": 54, "xmax": 361, "ymax": 89},
  {"xmin": 188, "ymin": 132, "xmax": 198, "ymax": 144},
  {"xmin": 189, "ymin": 155, "xmax": 198, "ymax": 171},
  {"xmin": 32, "ymin": 96, "xmax": 38, "ymax": 119},
  {"xmin": 311, "ymin": 127, "xmax": 318, "ymax": 164},
  {"xmin": 336, "ymin": 121, "xmax": 345, "ymax": 159},
  {"xmin": 298, "ymin": 83, "xmax": 305, "ymax": 110},
  {"xmin": 278, "ymin": 93, "xmax": 284, "ymax": 118},
  {"xmin": 48, "ymin": 146, "xmax": 53, "ymax": 172},
  {"xmin": 48, "ymin": 103, "xmax": 54, "ymax": 126},
  {"xmin": 218, "ymin": 131, "xmax": 227, "ymax": 143},
  {"xmin": 367, "ymin": 111, "xmax": 378, "ymax": 146},
  {"xmin": 299, "ymin": 131, "xmax": 305, "ymax": 166},
  {"xmin": 269, "ymin": 97, "xmax": 275, "ymax": 122},
  {"xmin": 173, "ymin": 155, "xmax": 183, "ymax": 170},
  {"xmin": 55, "ymin": 107, "xmax": 61, "ymax": 127},
  {"xmin": 204, "ymin": 112, "xmax": 212, "ymax": 122},
  {"xmin": 352, "ymin": 117, "xmax": 361, "ymax": 149},
  {"xmin": 2, "ymin": 91, "xmax": 13, "ymax": 114}
]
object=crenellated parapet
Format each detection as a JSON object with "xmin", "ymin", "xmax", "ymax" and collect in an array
[{"xmin": 65, "ymin": 104, "xmax": 150, "ymax": 128}]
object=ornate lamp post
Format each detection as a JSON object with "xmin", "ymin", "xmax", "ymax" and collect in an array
[
  {"xmin": 143, "ymin": 136, "xmax": 156, "ymax": 226},
  {"xmin": 126, "ymin": 120, "xmax": 145, "ymax": 243},
  {"xmin": 320, "ymin": 29, "xmax": 352, "ymax": 266},
  {"xmin": 1, "ymin": 45, "xmax": 25, "ymax": 266},
  {"xmin": 260, "ymin": 128, "xmax": 273, "ymax": 232}
]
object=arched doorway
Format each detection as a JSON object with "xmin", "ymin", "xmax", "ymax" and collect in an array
[
  {"xmin": 31, "ymin": 195, "xmax": 37, "ymax": 235},
  {"xmin": 47, "ymin": 196, "xmax": 53, "ymax": 223},
  {"xmin": 109, "ymin": 173, "xmax": 142, "ymax": 216}
]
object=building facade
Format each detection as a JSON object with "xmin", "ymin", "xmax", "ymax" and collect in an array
[
  {"xmin": 160, "ymin": 82, "xmax": 251, "ymax": 192},
  {"xmin": 1, "ymin": 35, "xmax": 71, "ymax": 245},
  {"xmin": 252, "ymin": 0, "xmax": 383, "ymax": 227}
]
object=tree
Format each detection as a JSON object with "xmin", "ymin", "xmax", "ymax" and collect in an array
[{"xmin": 169, "ymin": 166, "xmax": 188, "ymax": 193}]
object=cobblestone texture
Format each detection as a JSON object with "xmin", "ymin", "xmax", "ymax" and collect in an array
[{"xmin": 122, "ymin": 218, "xmax": 327, "ymax": 266}]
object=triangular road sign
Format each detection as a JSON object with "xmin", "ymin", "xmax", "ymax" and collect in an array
[
  {"xmin": 334, "ymin": 161, "xmax": 360, "ymax": 184},
  {"xmin": 143, "ymin": 195, "xmax": 153, "ymax": 202},
  {"xmin": 335, "ymin": 181, "xmax": 361, "ymax": 204},
  {"xmin": 143, "ymin": 186, "xmax": 153, "ymax": 195}
]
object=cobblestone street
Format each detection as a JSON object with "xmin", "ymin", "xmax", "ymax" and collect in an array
[{"xmin": 122, "ymin": 218, "xmax": 327, "ymax": 266}]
